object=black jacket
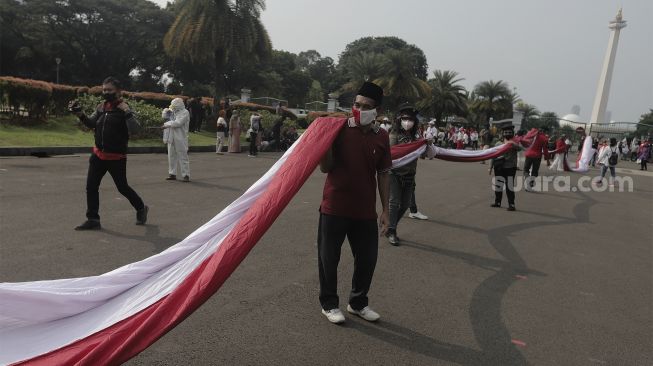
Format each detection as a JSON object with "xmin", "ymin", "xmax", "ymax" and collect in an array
[{"xmin": 81, "ymin": 102, "xmax": 140, "ymax": 154}]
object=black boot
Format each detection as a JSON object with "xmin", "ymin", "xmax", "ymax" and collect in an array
[
  {"xmin": 507, "ymin": 204, "xmax": 516, "ymax": 211},
  {"xmin": 75, "ymin": 219, "xmax": 101, "ymax": 231},
  {"xmin": 166, "ymin": 174, "xmax": 177, "ymax": 181},
  {"xmin": 136, "ymin": 205, "xmax": 149, "ymax": 225},
  {"xmin": 491, "ymin": 202, "xmax": 501, "ymax": 207}
]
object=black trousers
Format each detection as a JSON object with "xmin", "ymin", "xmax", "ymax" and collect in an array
[
  {"xmin": 494, "ymin": 166, "xmax": 517, "ymax": 206},
  {"xmin": 523, "ymin": 157, "xmax": 542, "ymax": 188},
  {"xmin": 317, "ymin": 213, "xmax": 378, "ymax": 311},
  {"xmin": 249, "ymin": 132, "xmax": 258, "ymax": 156},
  {"xmin": 86, "ymin": 154, "xmax": 145, "ymax": 220}
]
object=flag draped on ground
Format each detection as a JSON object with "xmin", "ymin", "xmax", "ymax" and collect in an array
[{"xmin": 0, "ymin": 118, "xmax": 541, "ymax": 365}]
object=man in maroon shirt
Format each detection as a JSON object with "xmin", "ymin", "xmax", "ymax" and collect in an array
[
  {"xmin": 317, "ymin": 82, "xmax": 391, "ymax": 324},
  {"xmin": 523, "ymin": 127, "xmax": 551, "ymax": 191}
]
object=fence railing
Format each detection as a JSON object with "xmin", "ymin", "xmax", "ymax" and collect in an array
[
  {"xmin": 248, "ymin": 97, "xmax": 288, "ymax": 108},
  {"xmin": 304, "ymin": 101, "xmax": 328, "ymax": 112}
]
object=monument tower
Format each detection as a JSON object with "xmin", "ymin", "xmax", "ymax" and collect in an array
[{"xmin": 589, "ymin": 8, "xmax": 626, "ymax": 124}]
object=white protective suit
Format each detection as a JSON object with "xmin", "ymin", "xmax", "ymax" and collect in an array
[{"xmin": 164, "ymin": 98, "xmax": 190, "ymax": 178}]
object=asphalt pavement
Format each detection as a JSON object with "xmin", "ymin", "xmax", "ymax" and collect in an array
[{"xmin": 0, "ymin": 151, "xmax": 651, "ymax": 366}]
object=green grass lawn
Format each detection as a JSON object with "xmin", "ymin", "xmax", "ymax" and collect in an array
[{"xmin": 0, "ymin": 116, "xmax": 219, "ymax": 147}]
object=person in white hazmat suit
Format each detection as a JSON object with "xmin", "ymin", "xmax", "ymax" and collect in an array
[{"xmin": 162, "ymin": 98, "xmax": 191, "ymax": 182}]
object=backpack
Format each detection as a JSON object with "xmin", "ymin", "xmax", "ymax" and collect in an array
[{"xmin": 608, "ymin": 147, "xmax": 619, "ymax": 166}]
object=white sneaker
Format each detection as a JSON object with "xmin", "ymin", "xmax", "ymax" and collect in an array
[
  {"xmin": 408, "ymin": 212, "xmax": 428, "ymax": 220},
  {"xmin": 321, "ymin": 308, "xmax": 345, "ymax": 324},
  {"xmin": 347, "ymin": 305, "xmax": 380, "ymax": 322}
]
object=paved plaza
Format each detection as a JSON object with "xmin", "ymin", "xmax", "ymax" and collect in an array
[{"xmin": 1, "ymin": 152, "xmax": 651, "ymax": 366}]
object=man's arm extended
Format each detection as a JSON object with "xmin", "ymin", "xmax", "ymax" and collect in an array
[{"xmin": 377, "ymin": 171, "xmax": 390, "ymax": 236}]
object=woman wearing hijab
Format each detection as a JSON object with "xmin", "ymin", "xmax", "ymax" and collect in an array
[{"xmin": 228, "ymin": 110, "xmax": 242, "ymax": 153}]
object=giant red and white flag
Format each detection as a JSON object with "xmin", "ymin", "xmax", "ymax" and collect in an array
[{"xmin": 0, "ymin": 118, "xmax": 522, "ymax": 365}]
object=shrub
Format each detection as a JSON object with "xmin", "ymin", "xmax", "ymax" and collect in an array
[
  {"xmin": 50, "ymin": 83, "xmax": 79, "ymax": 115},
  {"xmin": 0, "ymin": 76, "xmax": 52, "ymax": 119},
  {"xmin": 76, "ymin": 94, "xmax": 165, "ymax": 139}
]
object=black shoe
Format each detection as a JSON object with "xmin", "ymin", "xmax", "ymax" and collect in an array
[
  {"xmin": 491, "ymin": 203, "xmax": 501, "ymax": 208},
  {"xmin": 75, "ymin": 219, "xmax": 101, "ymax": 231},
  {"xmin": 507, "ymin": 205, "xmax": 516, "ymax": 211},
  {"xmin": 182, "ymin": 176, "xmax": 190, "ymax": 182},
  {"xmin": 166, "ymin": 175, "xmax": 177, "ymax": 181},
  {"xmin": 136, "ymin": 205, "xmax": 149, "ymax": 225}
]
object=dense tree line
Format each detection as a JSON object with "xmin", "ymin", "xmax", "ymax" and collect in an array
[{"xmin": 0, "ymin": 0, "xmax": 591, "ymax": 129}]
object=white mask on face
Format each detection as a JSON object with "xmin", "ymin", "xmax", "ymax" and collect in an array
[
  {"xmin": 359, "ymin": 108, "xmax": 377, "ymax": 126},
  {"xmin": 401, "ymin": 119, "xmax": 415, "ymax": 131}
]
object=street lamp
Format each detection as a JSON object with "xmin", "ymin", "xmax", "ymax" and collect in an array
[{"xmin": 55, "ymin": 58, "xmax": 61, "ymax": 84}]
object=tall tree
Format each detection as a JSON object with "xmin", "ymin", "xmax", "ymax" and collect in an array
[
  {"xmin": 338, "ymin": 37, "xmax": 428, "ymax": 80},
  {"xmin": 341, "ymin": 52, "xmax": 389, "ymax": 93},
  {"xmin": 635, "ymin": 109, "xmax": 653, "ymax": 137},
  {"xmin": 0, "ymin": 0, "xmax": 174, "ymax": 87},
  {"xmin": 470, "ymin": 80, "xmax": 514, "ymax": 128},
  {"xmin": 373, "ymin": 51, "xmax": 431, "ymax": 109},
  {"xmin": 418, "ymin": 70, "xmax": 467, "ymax": 125},
  {"xmin": 515, "ymin": 102, "xmax": 540, "ymax": 129},
  {"xmin": 163, "ymin": 0, "xmax": 272, "ymax": 96},
  {"xmin": 538, "ymin": 111, "xmax": 560, "ymax": 131}
]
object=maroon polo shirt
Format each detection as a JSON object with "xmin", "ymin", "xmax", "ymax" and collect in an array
[{"xmin": 320, "ymin": 118, "xmax": 392, "ymax": 220}]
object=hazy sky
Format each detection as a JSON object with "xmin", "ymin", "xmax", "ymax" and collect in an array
[{"xmin": 152, "ymin": 0, "xmax": 652, "ymax": 122}]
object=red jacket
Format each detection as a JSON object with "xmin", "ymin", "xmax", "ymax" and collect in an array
[
  {"xmin": 525, "ymin": 132, "xmax": 550, "ymax": 159},
  {"xmin": 550, "ymin": 138, "xmax": 566, "ymax": 154}
]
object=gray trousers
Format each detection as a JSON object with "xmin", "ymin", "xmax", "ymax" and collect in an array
[{"xmin": 388, "ymin": 173, "xmax": 415, "ymax": 235}]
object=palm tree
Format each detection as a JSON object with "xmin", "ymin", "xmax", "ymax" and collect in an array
[
  {"xmin": 341, "ymin": 52, "xmax": 389, "ymax": 93},
  {"xmin": 373, "ymin": 50, "xmax": 431, "ymax": 109},
  {"xmin": 470, "ymin": 80, "xmax": 513, "ymax": 128},
  {"xmin": 418, "ymin": 70, "xmax": 467, "ymax": 126},
  {"xmin": 515, "ymin": 102, "xmax": 540, "ymax": 128},
  {"xmin": 539, "ymin": 111, "xmax": 560, "ymax": 131},
  {"xmin": 163, "ymin": 0, "xmax": 272, "ymax": 95}
]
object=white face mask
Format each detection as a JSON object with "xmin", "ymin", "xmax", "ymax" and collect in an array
[
  {"xmin": 358, "ymin": 108, "xmax": 377, "ymax": 126},
  {"xmin": 401, "ymin": 119, "xmax": 415, "ymax": 131}
]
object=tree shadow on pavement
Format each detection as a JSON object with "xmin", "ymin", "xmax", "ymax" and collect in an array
[
  {"xmin": 347, "ymin": 318, "xmax": 489, "ymax": 366},
  {"xmin": 372, "ymin": 192, "xmax": 597, "ymax": 365}
]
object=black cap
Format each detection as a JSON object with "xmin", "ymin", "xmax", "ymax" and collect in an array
[
  {"xmin": 397, "ymin": 103, "xmax": 419, "ymax": 117},
  {"xmin": 357, "ymin": 82, "xmax": 384, "ymax": 106}
]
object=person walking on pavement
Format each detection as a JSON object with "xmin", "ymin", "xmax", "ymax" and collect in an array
[
  {"xmin": 317, "ymin": 82, "xmax": 391, "ymax": 324},
  {"xmin": 248, "ymin": 113, "xmax": 262, "ymax": 157},
  {"xmin": 163, "ymin": 97, "xmax": 191, "ymax": 182},
  {"xmin": 490, "ymin": 125, "xmax": 522, "ymax": 211},
  {"xmin": 637, "ymin": 139, "xmax": 651, "ymax": 170},
  {"xmin": 548, "ymin": 134, "xmax": 567, "ymax": 172},
  {"xmin": 386, "ymin": 104, "xmax": 423, "ymax": 246},
  {"xmin": 68, "ymin": 77, "xmax": 148, "ymax": 230},
  {"xmin": 228, "ymin": 110, "xmax": 242, "ymax": 153},
  {"xmin": 216, "ymin": 110, "xmax": 227, "ymax": 154},
  {"xmin": 596, "ymin": 138, "xmax": 619, "ymax": 187},
  {"xmin": 523, "ymin": 127, "xmax": 550, "ymax": 191}
]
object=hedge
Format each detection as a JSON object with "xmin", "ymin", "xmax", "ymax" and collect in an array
[
  {"xmin": 0, "ymin": 76, "xmax": 301, "ymax": 127},
  {"xmin": 0, "ymin": 76, "xmax": 53, "ymax": 119},
  {"xmin": 77, "ymin": 94, "xmax": 167, "ymax": 140}
]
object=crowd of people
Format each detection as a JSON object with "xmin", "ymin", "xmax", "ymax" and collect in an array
[{"xmin": 67, "ymin": 76, "xmax": 651, "ymax": 328}]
